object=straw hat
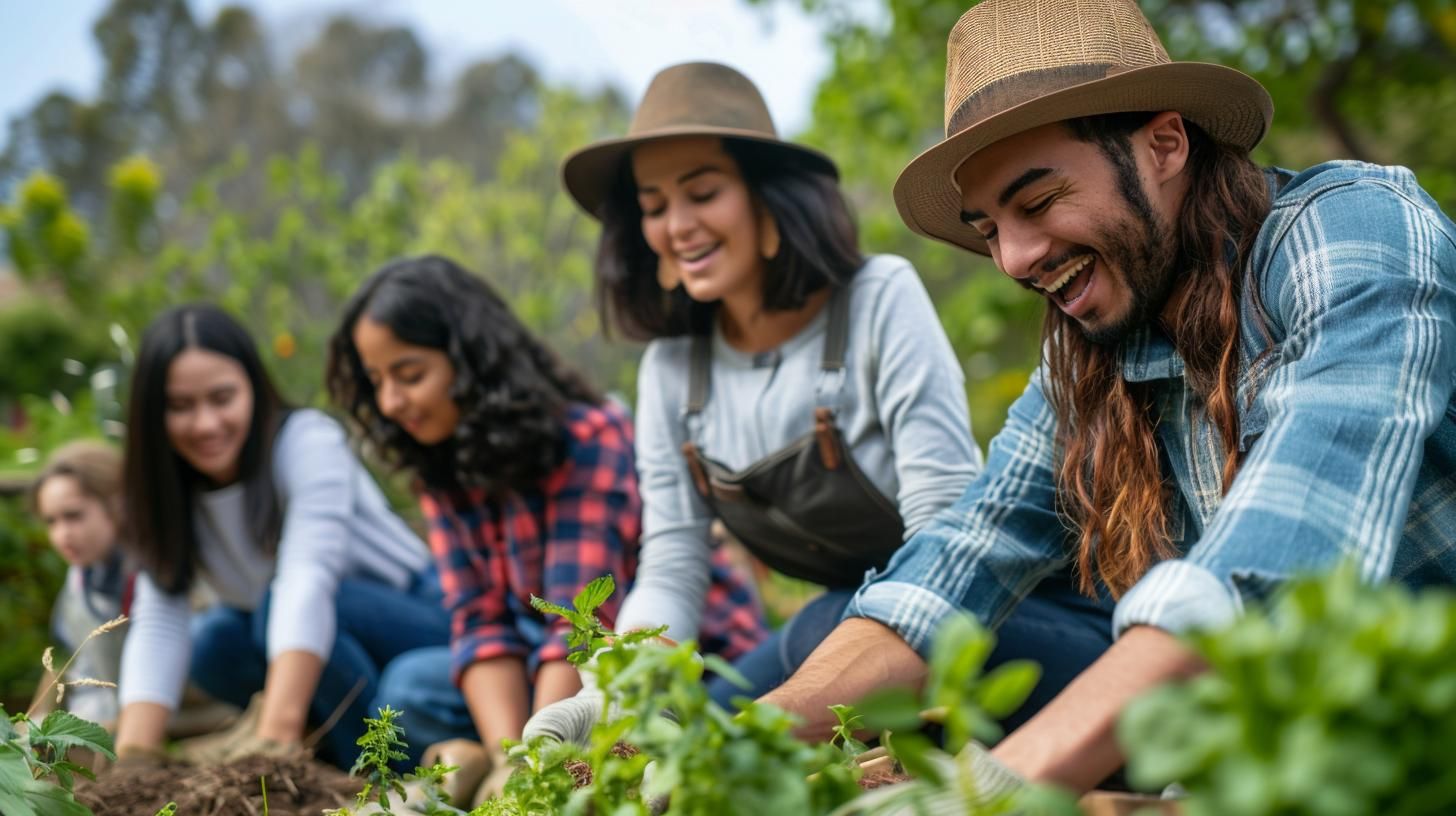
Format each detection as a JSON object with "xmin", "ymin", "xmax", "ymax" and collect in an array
[
  {"xmin": 894, "ymin": 0, "xmax": 1274, "ymax": 256},
  {"xmin": 562, "ymin": 62, "xmax": 838, "ymax": 219}
]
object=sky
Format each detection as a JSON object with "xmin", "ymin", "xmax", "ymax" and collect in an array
[{"xmin": 0, "ymin": 0, "xmax": 850, "ymax": 142}]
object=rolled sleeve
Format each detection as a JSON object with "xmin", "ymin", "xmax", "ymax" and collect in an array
[
  {"xmin": 1112, "ymin": 560, "xmax": 1241, "ymax": 637},
  {"xmin": 847, "ymin": 370, "xmax": 1073, "ymax": 658}
]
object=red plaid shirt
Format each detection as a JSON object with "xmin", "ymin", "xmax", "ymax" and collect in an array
[{"xmin": 422, "ymin": 402, "xmax": 766, "ymax": 685}]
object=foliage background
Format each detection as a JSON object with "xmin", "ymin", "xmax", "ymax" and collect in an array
[{"xmin": 1, "ymin": 0, "xmax": 1453, "ymax": 707}]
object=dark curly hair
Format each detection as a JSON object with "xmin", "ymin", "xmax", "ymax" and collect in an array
[
  {"xmin": 595, "ymin": 137, "xmax": 863, "ymax": 341},
  {"xmin": 327, "ymin": 255, "xmax": 604, "ymax": 493}
]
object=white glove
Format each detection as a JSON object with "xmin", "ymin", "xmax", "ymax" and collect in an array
[{"xmin": 521, "ymin": 687, "xmax": 613, "ymax": 746}]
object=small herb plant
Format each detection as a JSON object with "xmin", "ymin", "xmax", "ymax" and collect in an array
[
  {"xmin": 838, "ymin": 614, "xmax": 1080, "ymax": 816},
  {"xmin": 0, "ymin": 616, "xmax": 124, "ymax": 816},
  {"xmin": 1121, "ymin": 564, "xmax": 1456, "ymax": 816}
]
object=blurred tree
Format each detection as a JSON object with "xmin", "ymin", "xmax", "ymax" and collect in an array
[
  {"xmin": 0, "ymin": 0, "xmax": 556, "ymax": 224},
  {"xmin": 751, "ymin": 0, "xmax": 1456, "ymax": 440}
]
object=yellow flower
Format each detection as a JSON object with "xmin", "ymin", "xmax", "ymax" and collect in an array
[{"xmin": 274, "ymin": 331, "xmax": 296, "ymax": 359}]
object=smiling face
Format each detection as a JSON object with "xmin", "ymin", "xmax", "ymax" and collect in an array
[
  {"xmin": 36, "ymin": 475, "xmax": 118, "ymax": 568},
  {"xmin": 351, "ymin": 315, "xmax": 460, "ymax": 446},
  {"xmin": 956, "ymin": 116, "xmax": 1189, "ymax": 345},
  {"xmin": 164, "ymin": 348, "xmax": 255, "ymax": 484},
  {"xmin": 631, "ymin": 136, "xmax": 768, "ymax": 306}
]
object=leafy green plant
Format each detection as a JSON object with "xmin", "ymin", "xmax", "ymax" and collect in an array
[
  {"xmin": 0, "ymin": 617, "xmax": 125, "ymax": 816},
  {"xmin": 346, "ymin": 706, "xmax": 410, "ymax": 812},
  {"xmin": 828, "ymin": 704, "xmax": 869, "ymax": 759},
  {"xmin": 529, "ymin": 575, "xmax": 666, "ymax": 665},
  {"xmin": 1121, "ymin": 565, "xmax": 1456, "ymax": 816},
  {"xmin": 838, "ymin": 614, "xmax": 1070, "ymax": 816}
]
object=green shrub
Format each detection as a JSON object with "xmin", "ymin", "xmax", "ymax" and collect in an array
[{"xmin": 1121, "ymin": 565, "xmax": 1456, "ymax": 815}]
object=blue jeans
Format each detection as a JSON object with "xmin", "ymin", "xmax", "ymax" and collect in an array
[
  {"xmin": 708, "ymin": 571, "xmax": 1113, "ymax": 734},
  {"xmin": 189, "ymin": 568, "xmax": 450, "ymax": 769}
]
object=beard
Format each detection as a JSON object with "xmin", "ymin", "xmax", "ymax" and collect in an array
[{"xmin": 1077, "ymin": 201, "xmax": 1181, "ymax": 347}]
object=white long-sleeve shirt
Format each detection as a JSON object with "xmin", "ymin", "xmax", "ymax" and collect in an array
[{"xmin": 118, "ymin": 409, "xmax": 430, "ymax": 709}]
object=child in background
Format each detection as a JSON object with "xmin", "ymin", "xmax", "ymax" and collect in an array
[{"xmin": 29, "ymin": 440, "xmax": 130, "ymax": 729}]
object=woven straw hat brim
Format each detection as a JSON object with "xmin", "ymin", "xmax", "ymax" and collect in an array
[
  {"xmin": 562, "ymin": 126, "xmax": 839, "ymax": 220},
  {"xmin": 894, "ymin": 61, "xmax": 1273, "ymax": 256}
]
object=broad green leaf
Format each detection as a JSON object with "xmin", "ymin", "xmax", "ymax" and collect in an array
[
  {"xmin": 974, "ymin": 660, "xmax": 1041, "ymax": 718},
  {"xmin": 573, "ymin": 575, "xmax": 615, "ymax": 615},
  {"xmin": 856, "ymin": 686, "xmax": 924, "ymax": 732},
  {"xmin": 0, "ymin": 744, "xmax": 39, "ymax": 816},
  {"xmin": 33, "ymin": 710, "xmax": 115, "ymax": 760}
]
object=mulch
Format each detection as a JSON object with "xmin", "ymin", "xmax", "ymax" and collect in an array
[{"xmin": 76, "ymin": 755, "xmax": 362, "ymax": 816}]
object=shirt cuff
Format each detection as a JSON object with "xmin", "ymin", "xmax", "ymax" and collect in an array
[
  {"xmin": 1113, "ymin": 560, "xmax": 1243, "ymax": 638},
  {"xmin": 845, "ymin": 579, "xmax": 962, "ymax": 660}
]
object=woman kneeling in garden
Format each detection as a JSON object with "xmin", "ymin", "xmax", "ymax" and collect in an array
[
  {"xmin": 326, "ymin": 254, "xmax": 764, "ymax": 802},
  {"xmin": 114, "ymin": 304, "xmax": 448, "ymax": 769}
]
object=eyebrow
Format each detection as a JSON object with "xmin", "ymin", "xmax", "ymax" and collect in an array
[
  {"xmin": 637, "ymin": 164, "xmax": 725, "ymax": 194},
  {"xmin": 960, "ymin": 167, "xmax": 1057, "ymax": 223},
  {"xmin": 386, "ymin": 357, "xmax": 426, "ymax": 374}
]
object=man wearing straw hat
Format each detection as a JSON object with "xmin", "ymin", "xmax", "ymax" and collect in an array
[{"xmin": 763, "ymin": 0, "xmax": 1456, "ymax": 796}]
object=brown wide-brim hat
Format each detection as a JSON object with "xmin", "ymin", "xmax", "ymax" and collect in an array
[
  {"xmin": 562, "ymin": 61, "xmax": 838, "ymax": 220},
  {"xmin": 895, "ymin": 0, "xmax": 1274, "ymax": 256}
]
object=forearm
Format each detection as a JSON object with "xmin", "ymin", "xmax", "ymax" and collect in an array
[
  {"xmin": 256, "ymin": 650, "xmax": 325, "ymax": 743},
  {"xmin": 116, "ymin": 701, "xmax": 170, "ymax": 753},
  {"xmin": 758, "ymin": 616, "xmax": 927, "ymax": 740},
  {"xmin": 992, "ymin": 625, "xmax": 1205, "ymax": 792},
  {"xmin": 532, "ymin": 659, "xmax": 582, "ymax": 712},
  {"xmin": 462, "ymin": 656, "xmax": 531, "ymax": 749}
]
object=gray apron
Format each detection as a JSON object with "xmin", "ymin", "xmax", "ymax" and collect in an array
[{"xmin": 679, "ymin": 287, "xmax": 906, "ymax": 588}]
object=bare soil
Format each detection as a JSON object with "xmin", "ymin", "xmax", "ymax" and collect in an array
[{"xmin": 77, "ymin": 755, "xmax": 362, "ymax": 816}]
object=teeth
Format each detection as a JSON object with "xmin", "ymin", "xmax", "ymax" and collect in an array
[
  {"xmin": 679, "ymin": 245, "xmax": 718, "ymax": 262},
  {"xmin": 1045, "ymin": 256, "xmax": 1092, "ymax": 293}
]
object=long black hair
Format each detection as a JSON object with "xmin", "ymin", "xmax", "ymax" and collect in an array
[
  {"xmin": 327, "ymin": 254, "xmax": 604, "ymax": 493},
  {"xmin": 123, "ymin": 304, "xmax": 291, "ymax": 593},
  {"xmin": 595, "ymin": 137, "xmax": 863, "ymax": 341}
]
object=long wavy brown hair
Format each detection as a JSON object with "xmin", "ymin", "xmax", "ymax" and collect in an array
[{"xmin": 1044, "ymin": 112, "xmax": 1272, "ymax": 598}]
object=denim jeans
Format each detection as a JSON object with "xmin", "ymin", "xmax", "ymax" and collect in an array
[
  {"xmin": 710, "ymin": 571, "xmax": 1112, "ymax": 734},
  {"xmin": 189, "ymin": 567, "xmax": 449, "ymax": 768}
]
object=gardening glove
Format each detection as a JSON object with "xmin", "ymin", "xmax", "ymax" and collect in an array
[
  {"xmin": 421, "ymin": 738, "xmax": 493, "ymax": 806},
  {"xmin": 958, "ymin": 740, "xmax": 1026, "ymax": 803},
  {"xmin": 522, "ymin": 687, "xmax": 612, "ymax": 746}
]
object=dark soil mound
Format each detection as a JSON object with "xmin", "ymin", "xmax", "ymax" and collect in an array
[{"xmin": 77, "ymin": 755, "xmax": 361, "ymax": 816}]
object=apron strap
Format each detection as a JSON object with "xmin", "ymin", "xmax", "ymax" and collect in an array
[{"xmin": 814, "ymin": 286, "xmax": 851, "ymax": 412}]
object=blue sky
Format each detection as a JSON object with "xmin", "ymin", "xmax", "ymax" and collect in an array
[{"xmin": 0, "ymin": 0, "xmax": 845, "ymax": 141}]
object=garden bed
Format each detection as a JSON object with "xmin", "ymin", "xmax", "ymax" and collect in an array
[{"xmin": 76, "ymin": 755, "xmax": 361, "ymax": 816}]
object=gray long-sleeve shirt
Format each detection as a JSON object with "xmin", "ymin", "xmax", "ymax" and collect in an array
[
  {"xmin": 118, "ymin": 409, "xmax": 431, "ymax": 709},
  {"xmin": 616, "ymin": 255, "xmax": 984, "ymax": 642}
]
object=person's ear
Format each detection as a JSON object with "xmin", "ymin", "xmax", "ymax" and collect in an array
[{"xmin": 1142, "ymin": 111, "xmax": 1190, "ymax": 184}]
